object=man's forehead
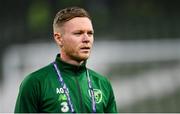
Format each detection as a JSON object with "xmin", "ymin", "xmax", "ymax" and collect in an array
[
  {"xmin": 63, "ymin": 17, "xmax": 93, "ymax": 31},
  {"xmin": 65, "ymin": 17, "xmax": 92, "ymax": 26}
]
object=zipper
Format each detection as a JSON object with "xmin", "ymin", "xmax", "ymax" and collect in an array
[{"xmin": 74, "ymin": 77, "xmax": 85, "ymax": 112}]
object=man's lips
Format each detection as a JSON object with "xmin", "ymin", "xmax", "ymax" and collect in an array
[
  {"xmin": 80, "ymin": 46, "xmax": 91, "ymax": 52},
  {"xmin": 80, "ymin": 47, "xmax": 90, "ymax": 49}
]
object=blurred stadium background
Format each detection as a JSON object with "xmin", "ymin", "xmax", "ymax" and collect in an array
[{"xmin": 0, "ymin": 0, "xmax": 180, "ymax": 112}]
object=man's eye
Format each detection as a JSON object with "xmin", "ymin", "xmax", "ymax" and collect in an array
[
  {"xmin": 88, "ymin": 32, "xmax": 93, "ymax": 35},
  {"xmin": 74, "ymin": 33, "xmax": 81, "ymax": 35},
  {"xmin": 88, "ymin": 32, "xmax": 93, "ymax": 36}
]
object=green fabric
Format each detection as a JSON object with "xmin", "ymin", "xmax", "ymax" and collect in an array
[{"xmin": 15, "ymin": 54, "xmax": 117, "ymax": 113}]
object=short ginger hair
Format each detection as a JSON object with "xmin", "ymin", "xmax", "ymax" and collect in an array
[{"xmin": 53, "ymin": 7, "xmax": 91, "ymax": 33}]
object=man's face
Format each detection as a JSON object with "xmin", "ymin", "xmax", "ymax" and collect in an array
[{"xmin": 60, "ymin": 17, "xmax": 94, "ymax": 62}]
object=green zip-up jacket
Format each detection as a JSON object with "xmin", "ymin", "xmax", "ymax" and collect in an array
[{"xmin": 15, "ymin": 54, "xmax": 117, "ymax": 113}]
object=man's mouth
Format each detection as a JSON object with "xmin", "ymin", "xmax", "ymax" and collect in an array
[
  {"xmin": 81, "ymin": 47, "xmax": 90, "ymax": 49},
  {"xmin": 80, "ymin": 47, "xmax": 91, "ymax": 52}
]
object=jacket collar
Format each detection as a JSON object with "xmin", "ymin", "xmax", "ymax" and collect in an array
[{"xmin": 55, "ymin": 54, "xmax": 87, "ymax": 75}]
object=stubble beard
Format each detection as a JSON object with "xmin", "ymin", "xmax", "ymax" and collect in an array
[
  {"xmin": 72, "ymin": 52, "xmax": 90, "ymax": 63},
  {"xmin": 61, "ymin": 49, "xmax": 90, "ymax": 64}
]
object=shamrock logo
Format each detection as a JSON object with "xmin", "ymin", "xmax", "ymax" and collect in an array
[{"xmin": 89, "ymin": 89, "xmax": 102, "ymax": 104}]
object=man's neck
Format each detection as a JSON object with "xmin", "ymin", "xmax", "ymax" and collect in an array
[{"xmin": 60, "ymin": 53, "xmax": 84, "ymax": 66}]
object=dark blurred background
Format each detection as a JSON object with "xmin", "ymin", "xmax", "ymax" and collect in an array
[{"xmin": 1, "ymin": 0, "xmax": 180, "ymax": 112}]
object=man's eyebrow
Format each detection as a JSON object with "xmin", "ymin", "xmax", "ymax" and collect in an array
[{"xmin": 73, "ymin": 30, "xmax": 93, "ymax": 32}]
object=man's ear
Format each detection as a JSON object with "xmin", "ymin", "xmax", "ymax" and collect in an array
[{"xmin": 54, "ymin": 32, "xmax": 63, "ymax": 47}]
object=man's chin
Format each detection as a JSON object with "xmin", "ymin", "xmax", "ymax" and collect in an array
[
  {"xmin": 79, "ymin": 55, "xmax": 89, "ymax": 61},
  {"xmin": 77, "ymin": 54, "xmax": 90, "ymax": 61}
]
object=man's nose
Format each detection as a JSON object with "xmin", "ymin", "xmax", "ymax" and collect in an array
[{"xmin": 82, "ymin": 33, "xmax": 90, "ymax": 43}]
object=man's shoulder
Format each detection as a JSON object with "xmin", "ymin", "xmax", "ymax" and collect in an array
[
  {"xmin": 22, "ymin": 63, "xmax": 53, "ymax": 83},
  {"xmin": 88, "ymin": 68, "xmax": 109, "ymax": 82}
]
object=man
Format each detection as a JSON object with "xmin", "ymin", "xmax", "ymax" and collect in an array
[{"xmin": 15, "ymin": 6, "xmax": 117, "ymax": 113}]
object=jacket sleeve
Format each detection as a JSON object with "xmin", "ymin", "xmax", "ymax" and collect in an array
[
  {"xmin": 14, "ymin": 75, "xmax": 40, "ymax": 113},
  {"xmin": 105, "ymin": 79, "xmax": 118, "ymax": 113}
]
